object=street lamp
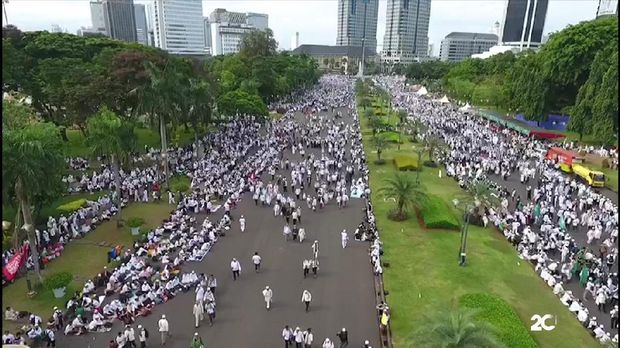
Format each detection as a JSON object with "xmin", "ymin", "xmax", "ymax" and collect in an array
[{"xmin": 452, "ymin": 199, "xmax": 477, "ymax": 266}]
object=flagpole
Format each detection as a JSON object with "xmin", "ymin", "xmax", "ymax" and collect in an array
[{"xmin": 3, "ymin": 0, "xmax": 8, "ymax": 26}]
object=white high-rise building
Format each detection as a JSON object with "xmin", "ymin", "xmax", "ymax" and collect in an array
[
  {"xmin": 381, "ymin": 0, "xmax": 432, "ymax": 64},
  {"xmin": 246, "ymin": 12, "xmax": 269, "ymax": 30},
  {"xmin": 90, "ymin": 0, "xmax": 106, "ymax": 31},
  {"xmin": 151, "ymin": 0, "xmax": 205, "ymax": 56},
  {"xmin": 208, "ymin": 8, "xmax": 269, "ymax": 56}
]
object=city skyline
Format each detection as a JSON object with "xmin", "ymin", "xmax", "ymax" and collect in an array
[{"xmin": 4, "ymin": 0, "xmax": 599, "ymax": 56}]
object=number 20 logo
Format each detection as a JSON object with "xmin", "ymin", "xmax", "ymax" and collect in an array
[{"xmin": 531, "ymin": 314, "xmax": 556, "ymax": 331}]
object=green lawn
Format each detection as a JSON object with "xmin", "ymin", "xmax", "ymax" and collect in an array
[
  {"xmin": 2, "ymin": 202, "xmax": 174, "ymax": 332},
  {"xmin": 358, "ymin": 105, "xmax": 599, "ymax": 348}
]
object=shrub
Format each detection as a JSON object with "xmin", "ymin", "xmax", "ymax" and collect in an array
[
  {"xmin": 460, "ymin": 293, "xmax": 538, "ymax": 348},
  {"xmin": 420, "ymin": 194, "xmax": 459, "ymax": 230},
  {"xmin": 383, "ymin": 131, "xmax": 403, "ymax": 144},
  {"xmin": 393, "ymin": 155, "xmax": 419, "ymax": 171},
  {"xmin": 423, "ymin": 160, "xmax": 438, "ymax": 168},
  {"xmin": 55, "ymin": 199, "xmax": 88, "ymax": 215},
  {"xmin": 170, "ymin": 175, "xmax": 191, "ymax": 193},
  {"xmin": 127, "ymin": 217, "xmax": 145, "ymax": 228},
  {"xmin": 44, "ymin": 272, "xmax": 73, "ymax": 290},
  {"xmin": 374, "ymin": 159, "xmax": 386, "ymax": 165}
]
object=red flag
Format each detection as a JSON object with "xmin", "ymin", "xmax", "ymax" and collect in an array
[{"xmin": 2, "ymin": 244, "xmax": 29, "ymax": 282}]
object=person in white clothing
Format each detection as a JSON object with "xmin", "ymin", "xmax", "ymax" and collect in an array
[
  {"xmin": 193, "ymin": 301, "xmax": 204, "ymax": 328},
  {"xmin": 341, "ymin": 229, "xmax": 349, "ymax": 249},
  {"xmin": 252, "ymin": 252, "xmax": 262, "ymax": 273},
  {"xmin": 303, "ymin": 328, "xmax": 313, "ymax": 348},
  {"xmin": 138, "ymin": 325, "xmax": 147, "ymax": 348},
  {"xmin": 312, "ymin": 240, "xmax": 319, "ymax": 259},
  {"xmin": 322, "ymin": 337, "xmax": 335, "ymax": 348},
  {"xmin": 124, "ymin": 325, "xmax": 136, "ymax": 347},
  {"xmin": 301, "ymin": 289, "xmax": 312, "ymax": 312},
  {"xmin": 294, "ymin": 327, "xmax": 304, "ymax": 347},
  {"xmin": 299, "ymin": 228, "xmax": 306, "ymax": 243},
  {"xmin": 262, "ymin": 286, "xmax": 273, "ymax": 310},
  {"xmin": 239, "ymin": 215, "xmax": 246, "ymax": 232},
  {"xmin": 168, "ymin": 191, "xmax": 175, "ymax": 205},
  {"xmin": 158, "ymin": 314, "xmax": 169, "ymax": 345},
  {"xmin": 230, "ymin": 258, "xmax": 242, "ymax": 280}
]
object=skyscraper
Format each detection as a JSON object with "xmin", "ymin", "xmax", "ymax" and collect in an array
[
  {"xmin": 134, "ymin": 4, "xmax": 148, "ymax": 45},
  {"xmin": 90, "ymin": 0, "xmax": 106, "ymax": 31},
  {"xmin": 102, "ymin": 0, "xmax": 137, "ymax": 42},
  {"xmin": 208, "ymin": 8, "xmax": 269, "ymax": 56},
  {"xmin": 500, "ymin": 0, "xmax": 549, "ymax": 49},
  {"xmin": 336, "ymin": 0, "xmax": 379, "ymax": 53},
  {"xmin": 381, "ymin": 0, "xmax": 432, "ymax": 64},
  {"xmin": 246, "ymin": 12, "xmax": 269, "ymax": 30},
  {"xmin": 151, "ymin": 0, "xmax": 205, "ymax": 56}
]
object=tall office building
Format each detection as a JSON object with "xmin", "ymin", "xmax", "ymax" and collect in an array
[
  {"xmin": 500, "ymin": 0, "xmax": 549, "ymax": 49},
  {"xmin": 90, "ymin": 0, "xmax": 106, "ymax": 31},
  {"xmin": 596, "ymin": 0, "xmax": 618, "ymax": 17},
  {"xmin": 102, "ymin": 0, "xmax": 137, "ymax": 42},
  {"xmin": 134, "ymin": 4, "xmax": 148, "ymax": 45},
  {"xmin": 247, "ymin": 12, "xmax": 269, "ymax": 30},
  {"xmin": 152, "ymin": 0, "xmax": 206, "ymax": 56},
  {"xmin": 381, "ymin": 0, "xmax": 432, "ymax": 64},
  {"xmin": 336, "ymin": 0, "xmax": 379, "ymax": 53},
  {"xmin": 439, "ymin": 32, "xmax": 498, "ymax": 62}
]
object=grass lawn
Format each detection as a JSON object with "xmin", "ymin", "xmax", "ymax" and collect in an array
[
  {"xmin": 357, "ymin": 105, "xmax": 599, "ymax": 347},
  {"xmin": 2, "ymin": 202, "xmax": 174, "ymax": 332},
  {"xmin": 63, "ymin": 126, "xmax": 204, "ymax": 158}
]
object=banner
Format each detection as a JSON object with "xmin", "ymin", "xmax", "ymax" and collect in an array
[{"xmin": 2, "ymin": 244, "xmax": 29, "ymax": 282}]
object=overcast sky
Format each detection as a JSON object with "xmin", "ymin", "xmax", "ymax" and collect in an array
[{"xmin": 4, "ymin": 0, "xmax": 599, "ymax": 55}]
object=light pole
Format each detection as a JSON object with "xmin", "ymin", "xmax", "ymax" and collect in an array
[
  {"xmin": 2, "ymin": 0, "xmax": 9, "ymax": 26},
  {"xmin": 453, "ymin": 199, "xmax": 476, "ymax": 266},
  {"xmin": 359, "ymin": 0, "xmax": 369, "ymax": 77}
]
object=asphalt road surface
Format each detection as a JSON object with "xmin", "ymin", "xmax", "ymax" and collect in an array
[{"xmin": 55, "ymin": 107, "xmax": 381, "ymax": 348}]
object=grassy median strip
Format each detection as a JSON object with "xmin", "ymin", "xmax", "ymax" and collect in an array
[{"xmin": 357, "ymin": 103, "xmax": 599, "ymax": 348}]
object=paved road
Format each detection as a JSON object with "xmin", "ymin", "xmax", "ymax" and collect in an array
[{"xmin": 55, "ymin": 107, "xmax": 381, "ymax": 348}]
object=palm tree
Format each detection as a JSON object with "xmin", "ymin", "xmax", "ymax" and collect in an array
[
  {"xmin": 411, "ymin": 307, "xmax": 504, "ymax": 348},
  {"xmin": 425, "ymin": 135, "xmax": 446, "ymax": 164},
  {"xmin": 86, "ymin": 107, "xmax": 136, "ymax": 228},
  {"xmin": 372, "ymin": 134, "xmax": 390, "ymax": 162},
  {"xmin": 379, "ymin": 172, "xmax": 428, "ymax": 221},
  {"xmin": 404, "ymin": 118, "xmax": 426, "ymax": 143},
  {"xmin": 3, "ymin": 113, "xmax": 65, "ymax": 284}
]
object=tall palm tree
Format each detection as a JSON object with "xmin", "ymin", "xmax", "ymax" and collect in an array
[
  {"xmin": 3, "ymin": 118, "xmax": 65, "ymax": 284},
  {"xmin": 379, "ymin": 172, "xmax": 428, "ymax": 220},
  {"xmin": 411, "ymin": 307, "xmax": 504, "ymax": 348},
  {"xmin": 86, "ymin": 107, "xmax": 136, "ymax": 228}
]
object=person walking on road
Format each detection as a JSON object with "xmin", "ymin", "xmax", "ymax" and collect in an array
[
  {"xmin": 294, "ymin": 327, "xmax": 304, "ymax": 348},
  {"xmin": 299, "ymin": 228, "xmax": 306, "ymax": 243},
  {"xmin": 282, "ymin": 325, "xmax": 293, "ymax": 347},
  {"xmin": 252, "ymin": 252, "xmax": 262, "ymax": 272},
  {"xmin": 301, "ymin": 290, "xmax": 312, "ymax": 312},
  {"xmin": 231, "ymin": 258, "xmax": 241, "ymax": 280},
  {"xmin": 303, "ymin": 259, "xmax": 311, "ymax": 278},
  {"xmin": 124, "ymin": 324, "xmax": 136, "ymax": 347},
  {"xmin": 322, "ymin": 337, "xmax": 334, "ymax": 348},
  {"xmin": 191, "ymin": 333, "xmax": 204, "ymax": 348},
  {"xmin": 312, "ymin": 240, "xmax": 319, "ymax": 259},
  {"xmin": 158, "ymin": 314, "xmax": 169, "ymax": 345},
  {"xmin": 303, "ymin": 328, "xmax": 314, "ymax": 348},
  {"xmin": 336, "ymin": 328, "xmax": 348, "ymax": 348},
  {"xmin": 137, "ymin": 325, "xmax": 147, "ymax": 348},
  {"xmin": 192, "ymin": 301, "xmax": 204, "ymax": 328},
  {"xmin": 207, "ymin": 274, "xmax": 217, "ymax": 297},
  {"xmin": 284, "ymin": 224, "xmax": 292, "ymax": 241},
  {"xmin": 205, "ymin": 300, "xmax": 216, "ymax": 326},
  {"xmin": 239, "ymin": 215, "xmax": 246, "ymax": 232},
  {"xmin": 341, "ymin": 229, "xmax": 349, "ymax": 249},
  {"xmin": 311, "ymin": 259, "xmax": 319, "ymax": 278},
  {"xmin": 262, "ymin": 286, "xmax": 273, "ymax": 310}
]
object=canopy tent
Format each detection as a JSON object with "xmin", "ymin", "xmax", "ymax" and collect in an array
[
  {"xmin": 459, "ymin": 103, "xmax": 471, "ymax": 112},
  {"xmin": 416, "ymin": 86, "xmax": 428, "ymax": 96},
  {"xmin": 438, "ymin": 95, "xmax": 450, "ymax": 104}
]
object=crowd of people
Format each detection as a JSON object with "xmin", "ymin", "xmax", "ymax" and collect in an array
[
  {"xmin": 379, "ymin": 75, "xmax": 618, "ymax": 343},
  {"xmin": 4, "ymin": 75, "xmax": 387, "ymax": 347}
]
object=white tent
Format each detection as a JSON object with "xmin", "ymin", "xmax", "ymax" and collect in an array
[
  {"xmin": 459, "ymin": 103, "xmax": 471, "ymax": 111},
  {"xmin": 416, "ymin": 86, "xmax": 428, "ymax": 96},
  {"xmin": 439, "ymin": 95, "xmax": 450, "ymax": 104}
]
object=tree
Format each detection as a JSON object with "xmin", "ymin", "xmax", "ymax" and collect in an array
[
  {"xmin": 372, "ymin": 135, "xmax": 390, "ymax": 162},
  {"xmin": 424, "ymin": 135, "xmax": 445, "ymax": 164},
  {"xmin": 379, "ymin": 172, "xmax": 428, "ymax": 221},
  {"xmin": 239, "ymin": 28, "xmax": 277, "ymax": 60},
  {"xmin": 411, "ymin": 307, "xmax": 503, "ymax": 348},
  {"xmin": 217, "ymin": 89, "xmax": 268, "ymax": 119},
  {"xmin": 2, "ymin": 102, "xmax": 65, "ymax": 284},
  {"xmin": 86, "ymin": 107, "xmax": 136, "ymax": 227},
  {"xmin": 404, "ymin": 118, "xmax": 426, "ymax": 143}
]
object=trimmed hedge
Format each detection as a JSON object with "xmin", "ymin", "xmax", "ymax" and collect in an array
[
  {"xmin": 56, "ymin": 199, "xmax": 88, "ymax": 215},
  {"xmin": 170, "ymin": 175, "xmax": 191, "ymax": 193},
  {"xmin": 393, "ymin": 155, "xmax": 419, "ymax": 171},
  {"xmin": 420, "ymin": 194, "xmax": 459, "ymax": 230},
  {"xmin": 460, "ymin": 293, "xmax": 538, "ymax": 348}
]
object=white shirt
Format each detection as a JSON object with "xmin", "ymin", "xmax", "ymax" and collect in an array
[
  {"xmin": 230, "ymin": 260, "xmax": 241, "ymax": 271},
  {"xmin": 158, "ymin": 318, "xmax": 169, "ymax": 332},
  {"xmin": 252, "ymin": 255, "xmax": 262, "ymax": 265}
]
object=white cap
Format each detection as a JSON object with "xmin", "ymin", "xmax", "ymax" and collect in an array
[
  {"xmin": 194, "ymin": 332, "xmax": 198, "ymax": 336},
  {"xmin": 162, "ymin": 314, "xmax": 166, "ymax": 318},
  {"xmin": 138, "ymin": 325, "xmax": 142, "ymax": 329},
  {"xmin": 342, "ymin": 328, "xmax": 346, "ymax": 331},
  {"xmin": 365, "ymin": 341, "xmax": 370, "ymax": 344},
  {"xmin": 266, "ymin": 286, "xmax": 269, "ymax": 289}
]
